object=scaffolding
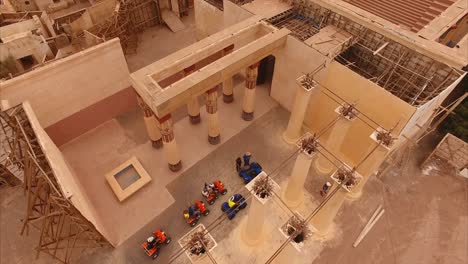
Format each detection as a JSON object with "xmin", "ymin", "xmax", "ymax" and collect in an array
[
  {"xmin": 88, "ymin": 0, "xmax": 161, "ymax": 54},
  {"xmin": 267, "ymin": 1, "xmax": 465, "ymax": 107},
  {"xmin": 0, "ymin": 105, "xmax": 109, "ymax": 264}
]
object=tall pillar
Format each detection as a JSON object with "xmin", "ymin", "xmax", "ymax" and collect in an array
[
  {"xmin": 283, "ymin": 151, "xmax": 316, "ymax": 207},
  {"xmin": 283, "ymin": 78, "xmax": 315, "ymax": 144},
  {"xmin": 310, "ymin": 183, "xmax": 348, "ymax": 236},
  {"xmin": 205, "ymin": 86, "xmax": 220, "ymax": 145},
  {"xmin": 349, "ymin": 134, "xmax": 391, "ymax": 199},
  {"xmin": 157, "ymin": 115, "xmax": 182, "ymax": 172},
  {"xmin": 242, "ymin": 193, "xmax": 265, "ymax": 246},
  {"xmin": 241, "ymin": 62, "xmax": 260, "ymax": 121},
  {"xmin": 137, "ymin": 95, "xmax": 162, "ymax": 148},
  {"xmin": 184, "ymin": 65, "xmax": 201, "ymax": 124},
  {"xmin": 315, "ymin": 107, "xmax": 356, "ymax": 175},
  {"xmin": 222, "ymin": 45, "xmax": 235, "ymax": 103}
]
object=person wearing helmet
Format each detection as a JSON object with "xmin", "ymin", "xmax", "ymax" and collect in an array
[
  {"xmin": 228, "ymin": 195, "xmax": 237, "ymax": 208},
  {"xmin": 146, "ymin": 236, "xmax": 156, "ymax": 250},
  {"xmin": 320, "ymin": 181, "xmax": 332, "ymax": 197},
  {"xmin": 202, "ymin": 183, "xmax": 210, "ymax": 198},
  {"xmin": 243, "ymin": 152, "xmax": 252, "ymax": 167}
]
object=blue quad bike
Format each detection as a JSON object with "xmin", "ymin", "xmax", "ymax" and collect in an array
[
  {"xmin": 221, "ymin": 194, "xmax": 247, "ymax": 220},
  {"xmin": 238, "ymin": 162, "xmax": 262, "ymax": 184}
]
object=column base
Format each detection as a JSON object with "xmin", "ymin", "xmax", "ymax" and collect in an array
[
  {"xmin": 242, "ymin": 111, "xmax": 254, "ymax": 121},
  {"xmin": 241, "ymin": 223, "xmax": 264, "ymax": 247},
  {"xmin": 346, "ymin": 189, "xmax": 363, "ymax": 201},
  {"xmin": 314, "ymin": 158, "xmax": 335, "ymax": 176},
  {"xmin": 189, "ymin": 114, "xmax": 201, "ymax": 124},
  {"xmin": 151, "ymin": 139, "xmax": 163, "ymax": 149},
  {"xmin": 282, "ymin": 189, "xmax": 304, "ymax": 208},
  {"xmin": 223, "ymin": 93, "xmax": 234, "ymax": 103},
  {"xmin": 282, "ymin": 131, "xmax": 300, "ymax": 145},
  {"xmin": 208, "ymin": 135, "xmax": 220, "ymax": 145},
  {"xmin": 168, "ymin": 161, "xmax": 182, "ymax": 172}
]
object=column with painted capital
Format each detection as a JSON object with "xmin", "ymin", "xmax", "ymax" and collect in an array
[
  {"xmin": 136, "ymin": 94, "xmax": 163, "ymax": 148},
  {"xmin": 222, "ymin": 45, "xmax": 235, "ymax": 103},
  {"xmin": 241, "ymin": 62, "xmax": 260, "ymax": 121},
  {"xmin": 157, "ymin": 114, "xmax": 182, "ymax": 172},
  {"xmin": 314, "ymin": 105, "xmax": 357, "ymax": 175},
  {"xmin": 184, "ymin": 65, "xmax": 201, "ymax": 124},
  {"xmin": 205, "ymin": 86, "xmax": 221, "ymax": 145},
  {"xmin": 283, "ymin": 76, "xmax": 316, "ymax": 144}
]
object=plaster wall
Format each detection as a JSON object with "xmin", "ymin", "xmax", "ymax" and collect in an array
[
  {"xmin": 87, "ymin": 0, "xmax": 116, "ymax": 25},
  {"xmin": 22, "ymin": 101, "xmax": 112, "ymax": 245},
  {"xmin": 34, "ymin": 0, "xmax": 54, "ymax": 11},
  {"xmin": 0, "ymin": 19, "xmax": 40, "ymax": 40},
  {"xmin": 304, "ymin": 62, "xmax": 415, "ymax": 175},
  {"xmin": 40, "ymin": 12, "xmax": 57, "ymax": 37},
  {"xmin": 0, "ymin": 33, "xmax": 51, "ymax": 63},
  {"xmin": 70, "ymin": 10, "xmax": 94, "ymax": 32},
  {"xmin": 194, "ymin": 0, "xmax": 224, "ymax": 39},
  {"xmin": 223, "ymin": 0, "xmax": 254, "ymax": 28},
  {"xmin": 270, "ymin": 36, "xmax": 328, "ymax": 112},
  {"xmin": 0, "ymin": 39, "xmax": 131, "ymax": 127}
]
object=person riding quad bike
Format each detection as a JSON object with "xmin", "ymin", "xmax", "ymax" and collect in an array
[
  {"xmin": 221, "ymin": 193, "xmax": 247, "ymax": 220},
  {"xmin": 183, "ymin": 201, "xmax": 210, "ymax": 226},
  {"xmin": 202, "ymin": 181, "xmax": 228, "ymax": 205},
  {"xmin": 141, "ymin": 229, "xmax": 171, "ymax": 259}
]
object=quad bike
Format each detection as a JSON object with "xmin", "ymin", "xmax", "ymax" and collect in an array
[
  {"xmin": 141, "ymin": 229, "xmax": 171, "ymax": 260},
  {"xmin": 203, "ymin": 180, "xmax": 228, "ymax": 205},
  {"xmin": 183, "ymin": 201, "xmax": 210, "ymax": 227},
  {"xmin": 221, "ymin": 194, "xmax": 247, "ymax": 220}
]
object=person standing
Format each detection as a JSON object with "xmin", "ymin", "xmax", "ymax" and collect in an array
[
  {"xmin": 320, "ymin": 181, "xmax": 332, "ymax": 197},
  {"xmin": 236, "ymin": 157, "xmax": 242, "ymax": 172}
]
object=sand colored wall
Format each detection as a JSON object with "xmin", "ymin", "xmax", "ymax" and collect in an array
[
  {"xmin": 194, "ymin": 0, "xmax": 224, "ymax": 39},
  {"xmin": 0, "ymin": 19, "xmax": 40, "ymax": 40},
  {"xmin": 270, "ymin": 36, "xmax": 328, "ymax": 111},
  {"xmin": 45, "ymin": 87, "xmax": 137, "ymax": 146},
  {"xmin": 0, "ymin": 33, "xmax": 52, "ymax": 63},
  {"xmin": 88, "ymin": 0, "xmax": 116, "ymax": 25},
  {"xmin": 0, "ymin": 39, "xmax": 131, "ymax": 127},
  {"xmin": 304, "ymin": 62, "xmax": 415, "ymax": 175},
  {"xmin": 223, "ymin": 0, "xmax": 254, "ymax": 27},
  {"xmin": 22, "ymin": 101, "xmax": 113, "ymax": 245},
  {"xmin": 70, "ymin": 10, "xmax": 94, "ymax": 32}
]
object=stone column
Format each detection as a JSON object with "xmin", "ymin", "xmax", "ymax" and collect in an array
[
  {"xmin": 222, "ymin": 45, "xmax": 235, "ymax": 103},
  {"xmin": 241, "ymin": 62, "xmax": 260, "ymax": 121},
  {"xmin": 184, "ymin": 65, "xmax": 201, "ymax": 124},
  {"xmin": 349, "ymin": 140, "xmax": 389, "ymax": 199},
  {"xmin": 314, "ymin": 114, "xmax": 354, "ymax": 175},
  {"xmin": 137, "ymin": 95, "xmax": 163, "ymax": 148},
  {"xmin": 283, "ymin": 79, "xmax": 315, "ymax": 144},
  {"xmin": 205, "ymin": 86, "xmax": 220, "ymax": 145},
  {"xmin": 157, "ymin": 115, "xmax": 182, "ymax": 172},
  {"xmin": 242, "ymin": 194, "xmax": 265, "ymax": 246},
  {"xmin": 310, "ymin": 183, "xmax": 348, "ymax": 236},
  {"xmin": 283, "ymin": 151, "xmax": 315, "ymax": 207}
]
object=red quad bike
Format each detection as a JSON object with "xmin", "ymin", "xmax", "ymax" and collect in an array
[
  {"xmin": 183, "ymin": 201, "xmax": 210, "ymax": 227},
  {"xmin": 203, "ymin": 180, "xmax": 228, "ymax": 205},
  {"xmin": 141, "ymin": 229, "xmax": 171, "ymax": 260}
]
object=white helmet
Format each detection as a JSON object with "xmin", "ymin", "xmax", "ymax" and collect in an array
[
  {"xmin": 147, "ymin": 236, "xmax": 155, "ymax": 243},
  {"xmin": 326, "ymin": 182, "xmax": 332, "ymax": 187},
  {"xmin": 208, "ymin": 183, "xmax": 215, "ymax": 189}
]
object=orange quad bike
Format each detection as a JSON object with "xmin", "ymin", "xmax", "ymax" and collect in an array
[
  {"xmin": 204, "ymin": 180, "xmax": 228, "ymax": 205},
  {"xmin": 141, "ymin": 229, "xmax": 171, "ymax": 260}
]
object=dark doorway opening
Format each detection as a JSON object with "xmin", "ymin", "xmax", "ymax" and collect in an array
[
  {"xmin": 257, "ymin": 55, "xmax": 275, "ymax": 94},
  {"xmin": 19, "ymin": 55, "xmax": 36, "ymax": 71}
]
